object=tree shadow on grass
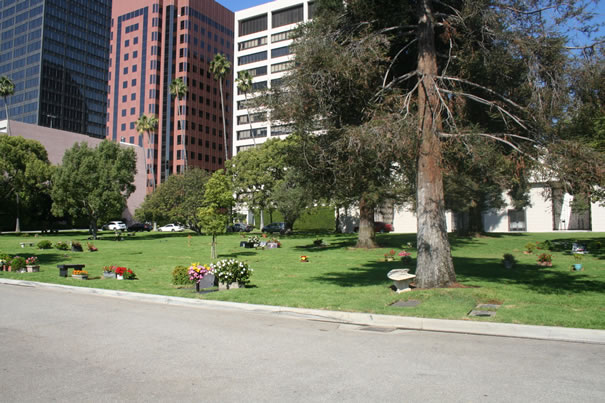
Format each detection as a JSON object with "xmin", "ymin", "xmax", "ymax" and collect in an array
[
  {"xmin": 220, "ymin": 251, "xmax": 259, "ymax": 258},
  {"xmin": 309, "ymin": 255, "xmax": 605, "ymax": 295}
]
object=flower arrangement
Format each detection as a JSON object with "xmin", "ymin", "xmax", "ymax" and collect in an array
[
  {"xmin": 72, "ymin": 270, "xmax": 89, "ymax": 275},
  {"xmin": 87, "ymin": 242, "xmax": 98, "ymax": 252},
  {"xmin": 269, "ymin": 238, "xmax": 282, "ymax": 247},
  {"xmin": 524, "ymin": 242, "xmax": 536, "ymax": 254},
  {"xmin": 384, "ymin": 249, "xmax": 396, "ymax": 261},
  {"xmin": 115, "ymin": 266, "xmax": 136, "ymax": 279},
  {"xmin": 247, "ymin": 235, "xmax": 260, "ymax": 245},
  {"xmin": 188, "ymin": 262, "xmax": 214, "ymax": 284},
  {"xmin": 300, "ymin": 255, "xmax": 309, "ymax": 263},
  {"xmin": 211, "ymin": 259, "xmax": 253, "ymax": 285},
  {"xmin": 398, "ymin": 250, "xmax": 412, "ymax": 264},
  {"xmin": 25, "ymin": 256, "xmax": 38, "ymax": 265},
  {"xmin": 103, "ymin": 265, "xmax": 116, "ymax": 273},
  {"xmin": 71, "ymin": 241, "xmax": 83, "ymax": 252},
  {"xmin": 573, "ymin": 253, "xmax": 583, "ymax": 262},
  {"xmin": 537, "ymin": 253, "xmax": 552, "ymax": 267},
  {"xmin": 37, "ymin": 240, "xmax": 52, "ymax": 249}
]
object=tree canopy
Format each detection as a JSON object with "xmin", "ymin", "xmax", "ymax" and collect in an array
[
  {"xmin": 198, "ymin": 170, "xmax": 234, "ymax": 259},
  {"xmin": 51, "ymin": 140, "xmax": 136, "ymax": 238},
  {"xmin": 135, "ymin": 168, "xmax": 211, "ymax": 234},
  {"xmin": 0, "ymin": 136, "xmax": 52, "ymax": 232}
]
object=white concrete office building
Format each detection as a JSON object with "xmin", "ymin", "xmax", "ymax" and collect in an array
[{"xmin": 233, "ymin": 0, "xmax": 316, "ymax": 155}]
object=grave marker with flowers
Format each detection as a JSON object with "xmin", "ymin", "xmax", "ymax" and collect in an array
[
  {"xmin": 188, "ymin": 262, "xmax": 215, "ymax": 291},
  {"xmin": 211, "ymin": 259, "xmax": 253, "ymax": 290},
  {"xmin": 25, "ymin": 256, "xmax": 40, "ymax": 272}
]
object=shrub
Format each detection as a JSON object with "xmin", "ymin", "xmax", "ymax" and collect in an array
[
  {"xmin": 211, "ymin": 259, "xmax": 253, "ymax": 284},
  {"xmin": 10, "ymin": 256, "xmax": 26, "ymax": 271},
  {"xmin": 542, "ymin": 240, "xmax": 553, "ymax": 251},
  {"xmin": 55, "ymin": 241, "xmax": 69, "ymax": 251},
  {"xmin": 524, "ymin": 242, "xmax": 536, "ymax": 253},
  {"xmin": 172, "ymin": 265, "xmax": 192, "ymax": 285},
  {"xmin": 37, "ymin": 240, "xmax": 52, "ymax": 249}
]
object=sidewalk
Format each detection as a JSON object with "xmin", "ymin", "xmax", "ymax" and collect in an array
[{"xmin": 2, "ymin": 278, "xmax": 604, "ymax": 344}]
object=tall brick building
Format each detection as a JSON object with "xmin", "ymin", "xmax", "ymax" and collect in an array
[{"xmin": 107, "ymin": 0, "xmax": 234, "ymax": 191}]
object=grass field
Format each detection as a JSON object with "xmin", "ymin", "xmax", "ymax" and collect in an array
[{"xmin": 1, "ymin": 230, "xmax": 604, "ymax": 329}]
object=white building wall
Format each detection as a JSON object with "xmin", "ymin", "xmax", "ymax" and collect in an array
[
  {"xmin": 591, "ymin": 200, "xmax": 605, "ymax": 231},
  {"xmin": 233, "ymin": 0, "xmax": 314, "ymax": 155}
]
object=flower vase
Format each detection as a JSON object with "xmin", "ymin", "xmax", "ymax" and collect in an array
[
  {"xmin": 103, "ymin": 271, "xmax": 116, "ymax": 279},
  {"xmin": 26, "ymin": 265, "xmax": 40, "ymax": 273},
  {"xmin": 117, "ymin": 274, "xmax": 124, "ymax": 280}
]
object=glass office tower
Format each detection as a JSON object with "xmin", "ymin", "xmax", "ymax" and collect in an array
[{"xmin": 0, "ymin": 0, "xmax": 111, "ymax": 138}]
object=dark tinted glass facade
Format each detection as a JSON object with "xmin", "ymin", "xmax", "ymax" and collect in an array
[{"xmin": 0, "ymin": 0, "xmax": 111, "ymax": 138}]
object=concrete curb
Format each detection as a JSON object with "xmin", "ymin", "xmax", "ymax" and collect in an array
[{"xmin": 2, "ymin": 278, "xmax": 605, "ymax": 344}]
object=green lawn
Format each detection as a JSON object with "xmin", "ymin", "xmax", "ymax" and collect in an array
[{"xmin": 1, "ymin": 231, "xmax": 604, "ymax": 329}]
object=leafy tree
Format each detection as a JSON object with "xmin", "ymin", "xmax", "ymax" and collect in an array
[
  {"xmin": 271, "ymin": 170, "xmax": 313, "ymax": 230},
  {"xmin": 135, "ymin": 168, "xmax": 210, "ymax": 234},
  {"xmin": 170, "ymin": 78, "xmax": 188, "ymax": 170},
  {"xmin": 228, "ymin": 139, "xmax": 289, "ymax": 229},
  {"xmin": 236, "ymin": 70, "xmax": 257, "ymax": 147},
  {"xmin": 0, "ymin": 136, "xmax": 52, "ymax": 232},
  {"xmin": 51, "ymin": 141, "xmax": 136, "ymax": 239},
  {"xmin": 0, "ymin": 76, "xmax": 15, "ymax": 136},
  {"xmin": 275, "ymin": 0, "xmax": 604, "ymax": 287},
  {"xmin": 209, "ymin": 53, "xmax": 231, "ymax": 162},
  {"xmin": 136, "ymin": 114, "xmax": 158, "ymax": 191},
  {"xmin": 198, "ymin": 170, "xmax": 234, "ymax": 259}
]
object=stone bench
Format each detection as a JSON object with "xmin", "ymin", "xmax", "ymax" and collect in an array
[
  {"xmin": 57, "ymin": 264, "xmax": 85, "ymax": 277},
  {"xmin": 388, "ymin": 269, "xmax": 416, "ymax": 293}
]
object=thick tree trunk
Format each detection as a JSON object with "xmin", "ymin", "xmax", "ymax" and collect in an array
[
  {"xmin": 90, "ymin": 219, "xmax": 98, "ymax": 240},
  {"xmin": 468, "ymin": 204, "xmax": 484, "ymax": 235},
  {"xmin": 15, "ymin": 193, "xmax": 20, "ymax": 233},
  {"xmin": 415, "ymin": 0, "xmax": 456, "ymax": 288},
  {"xmin": 355, "ymin": 195, "xmax": 377, "ymax": 248}
]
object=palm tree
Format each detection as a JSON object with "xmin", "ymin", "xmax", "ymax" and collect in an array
[
  {"xmin": 209, "ymin": 53, "xmax": 231, "ymax": 162},
  {"xmin": 169, "ymin": 78, "xmax": 188, "ymax": 171},
  {"xmin": 236, "ymin": 70, "xmax": 257, "ymax": 147},
  {"xmin": 136, "ymin": 114, "xmax": 159, "ymax": 191},
  {"xmin": 0, "ymin": 76, "xmax": 15, "ymax": 136}
]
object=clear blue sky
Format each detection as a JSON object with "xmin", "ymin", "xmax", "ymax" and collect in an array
[{"xmin": 217, "ymin": 0, "xmax": 271, "ymax": 12}]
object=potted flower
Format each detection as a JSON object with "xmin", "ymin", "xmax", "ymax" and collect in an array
[
  {"xmin": 211, "ymin": 259, "xmax": 253, "ymax": 290},
  {"xmin": 537, "ymin": 253, "xmax": 552, "ymax": 267},
  {"xmin": 0, "ymin": 254, "xmax": 10, "ymax": 271},
  {"xmin": 384, "ymin": 249, "xmax": 396, "ymax": 262},
  {"xmin": 267, "ymin": 238, "xmax": 281, "ymax": 249},
  {"xmin": 398, "ymin": 250, "xmax": 412, "ymax": 265},
  {"xmin": 244, "ymin": 235, "xmax": 260, "ymax": 248},
  {"xmin": 103, "ymin": 265, "xmax": 117, "ymax": 279},
  {"xmin": 87, "ymin": 242, "xmax": 98, "ymax": 252},
  {"xmin": 72, "ymin": 269, "xmax": 88, "ymax": 280},
  {"xmin": 573, "ymin": 254, "xmax": 583, "ymax": 271},
  {"xmin": 188, "ymin": 262, "xmax": 215, "ymax": 291},
  {"xmin": 10, "ymin": 256, "xmax": 27, "ymax": 273},
  {"xmin": 115, "ymin": 266, "xmax": 136, "ymax": 280},
  {"xmin": 501, "ymin": 253, "xmax": 516, "ymax": 269},
  {"xmin": 524, "ymin": 242, "xmax": 536, "ymax": 254},
  {"xmin": 300, "ymin": 255, "xmax": 309, "ymax": 263},
  {"xmin": 70, "ymin": 241, "xmax": 83, "ymax": 252},
  {"xmin": 25, "ymin": 256, "xmax": 40, "ymax": 272}
]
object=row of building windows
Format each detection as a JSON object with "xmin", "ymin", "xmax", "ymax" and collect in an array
[
  {"xmin": 238, "ymin": 46, "xmax": 291, "ymax": 65},
  {"xmin": 238, "ymin": 3, "xmax": 315, "ymax": 37}
]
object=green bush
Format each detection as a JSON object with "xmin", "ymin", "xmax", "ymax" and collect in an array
[
  {"xmin": 55, "ymin": 241, "xmax": 69, "ymax": 251},
  {"xmin": 37, "ymin": 240, "xmax": 52, "ymax": 249},
  {"xmin": 172, "ymin": 265, "xmax": 192, "ymax": 285},
  {"xmin": 10, "ymin": 256, "xmax": 26, "ymax": 271}
]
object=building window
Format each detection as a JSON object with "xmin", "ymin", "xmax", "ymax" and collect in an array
[
  {"xmin": 238, "ymin": 51, "xmax": 267, "ymax": 65},
  {"xmin": 271, "ymin": 30, "xmax": 293, "ymax": 43},
  {"xmin": 237, "ymin": 127, "xmax": 267, "ymax": 140},
  {"xmin": 508, "ymin": 209, "xmax": 526, "ymax": 231},
  {"xmin": 244, "ymin": 65, "xmax": 267, "ymax": 77},
  {"xmin": 271, "ymin": 46, "xmax": 290, "ymax": 58},
  {"xmin": 239, "ymin": 14, "xmax": 268, "ymax": 37},
  {"xmin": 272, "ymin": 5, "xmax": 303, "ymax": 28},
  {"xmin": 271, "ymin": 61, "xmax": 293, "ymax": 73},
  {"xmin": 238, "ymin": 36, "xmax": 267, "ymax": 51}
]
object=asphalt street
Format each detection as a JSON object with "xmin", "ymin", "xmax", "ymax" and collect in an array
[{"xmin": 1, "ymin": 283, "xmax": 604, "ymax": 402}]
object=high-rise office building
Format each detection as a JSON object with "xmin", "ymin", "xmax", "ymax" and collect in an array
[
  {"xmin": 233, "ymin": 0, "xmax": 315, "ymax": 155},
  {"xmin": 0, "ymin": 0, "xmax": 111, "ymax": 138},
  {"xmin": 107, "ymin": 0, "xmax": 234, "ymax": 191}
]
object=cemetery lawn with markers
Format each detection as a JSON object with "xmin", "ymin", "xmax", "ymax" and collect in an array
[{"xmin": 1, "ymin": 231, "xmax": 604, "ymax": 329}]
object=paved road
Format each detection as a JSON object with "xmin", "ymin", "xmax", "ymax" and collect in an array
[{"xmin": 1, "ymin": 284, "xmax": 604, "ymax": 402}]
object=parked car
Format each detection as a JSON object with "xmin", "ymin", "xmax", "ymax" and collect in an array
[
  {"xmin": 128, "ymin": 222, "xmax": 152, "ymax": 232},
  {"xmin": 353, "ymin": 221, "xmax": 393, "ymax": 233},
  {"xmin": 106, "ymin": 221, "xmax": 127, "ymax": 231},
  {"xmin": 157, "ymin": 223, "xmax": 184, "ymax": 232},
  {"xmin": 261, "ymin": 222, "xmax": 291, "ymax": 234},
  {"xmin": 227, "ymin": 222, "xmax": 253, "ymax": 232}
]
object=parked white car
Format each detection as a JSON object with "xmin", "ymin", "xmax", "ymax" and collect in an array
[
  {"xmin": 106, "ymin": 221, "xmax": 127, "ymax": 231},
  {"xmin": 157, "ymin": 223, "xmax": 184, "ymax": 232}
]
